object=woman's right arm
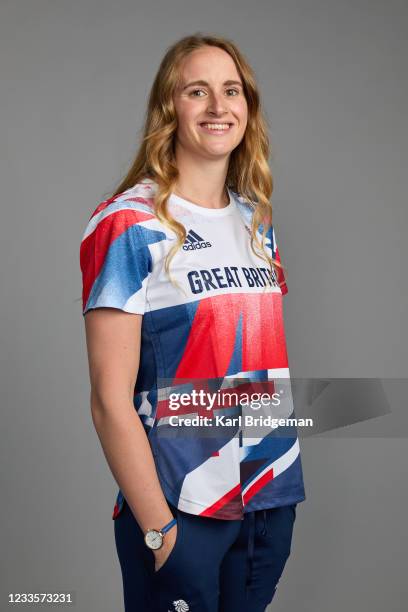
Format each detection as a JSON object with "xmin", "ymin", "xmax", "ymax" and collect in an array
[{"xmin": 84, "ymin": 306, "xmax": 177, "ymax": 569}]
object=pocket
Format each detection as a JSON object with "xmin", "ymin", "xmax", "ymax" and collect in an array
[
  {"xmin": 153, "ymin": 506, "xmax": 183, "ymax": 575},
  {"xmin": 262, "ymin": 504, "xmax": 297, "ymax": 539}
]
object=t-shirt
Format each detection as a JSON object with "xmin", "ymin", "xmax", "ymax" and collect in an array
[{"xmin": 80, "ymin": 177, "xmax": 306, "ymax": 520}]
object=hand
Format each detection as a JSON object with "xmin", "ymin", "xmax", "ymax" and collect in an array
[{"xmin": 153, "ymin": 524, "xmax": 178, "ymax": 572}]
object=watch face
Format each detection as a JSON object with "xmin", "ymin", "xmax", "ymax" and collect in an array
[{"xmin": 144, "ymin": 529, "xmax": 163, "ymax": 550}]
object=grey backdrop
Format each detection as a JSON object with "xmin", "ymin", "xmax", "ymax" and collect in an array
[{"xmin": 1, "ymin": 0, "xmax": 407, "ymax": 611}]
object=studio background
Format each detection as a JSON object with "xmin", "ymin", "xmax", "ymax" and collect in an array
[{"xmin": 1, "ymin": 1, "xmax": 407, "ymax": 611}]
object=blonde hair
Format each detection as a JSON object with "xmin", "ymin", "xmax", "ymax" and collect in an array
[{"xmin": 110, "ymin": 32, "xmax": 286, "ymax": 292}]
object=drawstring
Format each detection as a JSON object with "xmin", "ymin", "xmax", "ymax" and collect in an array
[
  {"xmin": 245, "ymin": 510, "xmax": 268, "ymax": 598},
  {"xmin": 245, "ymin": 512, "xmax": 255, "ymax": 599},
  {"xmin": 261, "ymin": 509, "xmax": 268, "ymax": 536}
]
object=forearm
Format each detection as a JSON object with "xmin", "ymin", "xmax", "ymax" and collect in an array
[{"xmin": 91, "ymin": 398, "xmax": 174, "ymax": 533}]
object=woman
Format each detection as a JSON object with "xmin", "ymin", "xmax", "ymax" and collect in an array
[{"xmin": 80, "ymin": 33, "xmax": 306, "ymax": 612}]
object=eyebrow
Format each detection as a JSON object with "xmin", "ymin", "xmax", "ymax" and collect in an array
[{"xmin": 181, "ymin": 79, "xmax": 243, "ymax": 90}]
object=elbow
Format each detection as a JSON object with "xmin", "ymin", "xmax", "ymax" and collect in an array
[
  {"xmin": 89, "ymin": 383, "xmax": 134, "ymax": 420},
  {"xmin": 89, "ymin": 388, "xmax": 112, "ymax": 428},
  {"xmin": 90, "ymin": 388, "xmax": 105, "ymax": 418}
]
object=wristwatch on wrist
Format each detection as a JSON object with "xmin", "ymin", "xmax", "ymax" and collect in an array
[{"xmin": 144, "ymin": 517, "xmax": 177, "ymax": 550}]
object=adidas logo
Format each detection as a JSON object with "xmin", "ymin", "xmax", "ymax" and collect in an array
[
  {"xmin": 168, "ymin": 600, "xmax": 190, "ymax": 612},
  {"xmin": 182, "ymin": 229, "xmax": 212, "ymax": 251}
]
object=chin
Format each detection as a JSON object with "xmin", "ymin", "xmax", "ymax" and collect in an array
[
  {"xmin": 198, "ymin": 141, "xmax": 236, "ymax": 152},
  {"xmin": 201, "ymin": 148, "xmax": 234, "ymax": 159}
]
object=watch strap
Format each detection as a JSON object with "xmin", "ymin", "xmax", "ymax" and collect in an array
[{"xmin": 160, "ymin": 517, "xmax": 177, "ymax": 535}]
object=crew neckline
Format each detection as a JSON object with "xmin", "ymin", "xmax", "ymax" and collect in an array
[{"xmin": 169, "ymin": 187, "xmax": 236, "ymax": 216}]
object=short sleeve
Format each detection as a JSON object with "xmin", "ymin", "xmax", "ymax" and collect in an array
[
  {"xmin": 80, "ymin": 202, "xmax": 161, "ymax": 315},
  {"xmin": 272, "ymin": 226, "xmax": 288, "ymax": 296}
]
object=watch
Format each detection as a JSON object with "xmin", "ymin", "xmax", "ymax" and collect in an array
[{"xmin": 144, "ymin": 517, "xmax": 177, "ymax": 550}]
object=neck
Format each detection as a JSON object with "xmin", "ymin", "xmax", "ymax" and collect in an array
[{"xmin": 174, "ymin": 144, "xmax": 230, "ymax": 209}]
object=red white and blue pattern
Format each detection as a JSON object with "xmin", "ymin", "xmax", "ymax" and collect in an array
[{"xmin": 80, "ymin": 178, "xmax": 306, "ymax": 520}]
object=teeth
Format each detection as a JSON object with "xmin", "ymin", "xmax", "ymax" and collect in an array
[{"xmin": 201, "ymin": 123, "xmax": 231, "ymax": 130}]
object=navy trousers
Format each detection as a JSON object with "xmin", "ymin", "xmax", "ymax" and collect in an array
[{"xmin": 114, "ymin": 499, "xmax": 297, "ymax": 612}]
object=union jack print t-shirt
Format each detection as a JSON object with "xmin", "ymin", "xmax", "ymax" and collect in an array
[{"xmin": 80, "ymin": 178, "xmax": 306, "ymax": 520}]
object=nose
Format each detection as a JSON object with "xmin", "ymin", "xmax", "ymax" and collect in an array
[{"xmin": 206, "ymin": 91, "xmax": 228, "ymax": 117}]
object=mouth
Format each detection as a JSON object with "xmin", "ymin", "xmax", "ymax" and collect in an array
[{"xmin": 198, "ymin": 122, "xmax": 234, "ymax": 134}]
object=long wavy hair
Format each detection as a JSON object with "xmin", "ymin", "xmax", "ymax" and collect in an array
[{"xmin": 109, "ymin": 32, "xmax": 286, "ymax": 292}]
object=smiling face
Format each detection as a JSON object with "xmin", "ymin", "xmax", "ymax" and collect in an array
[{"xmin": 173, "ymin": 46, "xmax": 248, "ymax": 162}]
